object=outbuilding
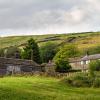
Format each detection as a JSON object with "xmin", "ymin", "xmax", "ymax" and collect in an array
[{"xmin": 0, "ymin": 57, "xmax": 41, "ymax": 75}]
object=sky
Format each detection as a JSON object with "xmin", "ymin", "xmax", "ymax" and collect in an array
[{"xmin": 0, "ymin": 0, "xmax": 100, "ymax": 36}]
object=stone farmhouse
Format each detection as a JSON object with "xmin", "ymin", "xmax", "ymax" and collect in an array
[
  {"xmin": 69, "ymin": 54, "xmax": 100, "ymax": 71},
  {"xmin": 0, "ymin": 54, "xmax": 100, "ymax": 75},
  {"xmin": 0, "ymin": 57, "xmax": 41, "ymax": 75}
]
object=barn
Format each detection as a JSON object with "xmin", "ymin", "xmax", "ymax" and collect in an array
[{"xmin": 0, "ymin": 57, "xmax": 41, "ymax": 75}]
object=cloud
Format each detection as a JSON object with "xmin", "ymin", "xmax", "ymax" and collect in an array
[{"xmin": 0, "ymin": 0, "xmax": 100, "ymax": 36}]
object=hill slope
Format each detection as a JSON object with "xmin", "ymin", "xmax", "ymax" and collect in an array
[{"xmin": 0, "ymin": 32, "xmax": 100, "ymax": 50}]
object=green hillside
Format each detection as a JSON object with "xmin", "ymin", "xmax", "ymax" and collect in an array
[{"xmin": 0, "ymin": 32, "xmax": 100, "ymax": 50}]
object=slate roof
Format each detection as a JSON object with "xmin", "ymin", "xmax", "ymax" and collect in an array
[
  {"xmin": 81, "ymin": 54, "xmax": 100, "ymax": 61},
  {"xmin": 0, "ymin": 57, "xmax": 40, "ymax": 67},
  {"xmin": 69, "ymin": 54, "xmax": 100, "ymax": 63}
]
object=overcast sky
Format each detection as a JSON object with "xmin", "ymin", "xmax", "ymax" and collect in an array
[{"xmin": 0, "ymin": 0, "xmax": 100, "ymax": 36}]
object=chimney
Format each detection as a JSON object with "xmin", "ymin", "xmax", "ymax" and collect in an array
[
  {"xmin": 15, "ymin": 50, "xmax": 20, "ymax": 59},
  {"xmin": 86, "ymin": 51, "xmax": 89, "ymax": 57}
]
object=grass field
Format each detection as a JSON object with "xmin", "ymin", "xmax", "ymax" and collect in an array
[{"xmin": 0, "ymin": 76, "xmax": 100, "ymax": 100}]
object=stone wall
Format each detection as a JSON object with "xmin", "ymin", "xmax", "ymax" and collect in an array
[{"xmin": 0, "ymin": 57, "xmax": 41, "ymax": 75}]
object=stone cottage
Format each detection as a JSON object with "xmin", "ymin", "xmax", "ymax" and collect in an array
[
  {"xmin": 69, "ymin": 54, "xmax": 100, "ymax": 71},
  {"xmin": 0, "ymin": 57, "xmax": 41, "ymax": 75}
]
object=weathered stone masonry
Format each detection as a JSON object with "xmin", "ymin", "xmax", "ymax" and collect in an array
[{"xmin": 0, "ymin": 57, "xmax": 41, "ymax": 75}]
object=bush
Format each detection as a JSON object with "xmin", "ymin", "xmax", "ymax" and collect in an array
[
  {"xmin": 62, "ymin": 73, "xmax": 100, "ymax": 88},
  {"xmin": 89, "ymin": 60, "xmax": 100, "ymax": 71},
  {"xmin": 65, "ymin": 75, "xmax": 92, "ymax": 87},
  {"xmin": 89, "ymin": 60, "xmax": 100, "ymax": 77},
  {"xmin": 92, "ymin": 78, "xmax": 100, "ymax": 88}
]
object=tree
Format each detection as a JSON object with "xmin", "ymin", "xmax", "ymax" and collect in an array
[
  {"xmin": 40, "ymin": 42, "xmax": 57, "ymax": 63},
  {"xmin": 54, "ymin": 44, "xmax": 79, "ymax": 61},
  {"xmin": 21, "ymin": 38, "xmax": 41, "ymax": 64},
  {"xmin": 0, "ymin": 48, "xmax": 5, "ymax": 57},
  {"xmin": 55, "ymin": 59, "xmax": 71, "ymax": 72},
  {"xmin": 53, "ymin": 44, "xmax": 79, "ymax": 72}
]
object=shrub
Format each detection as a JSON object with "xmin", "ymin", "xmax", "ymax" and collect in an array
[
  {"xmin": 92, "ymin": 78, "xmax": 100, "ymax": 88},
  {"xmin": 89, "ymin": 60, "xmax": 100, "ymax": 77},
  {"xmin": 70, "ymin": 75, "xmax": 92, "ymax": 87},
  {"xmin": 90, "ymin": 60, "xmax": 100, "ymax": 71},
  {"xmin": 62, "ymin": 73, "xmax": 97, "ymax": 87}
]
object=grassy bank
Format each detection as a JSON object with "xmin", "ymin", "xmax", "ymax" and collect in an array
[{"xmin": 0, "ymin": 76, "xmax": 100, "ymax": 100}]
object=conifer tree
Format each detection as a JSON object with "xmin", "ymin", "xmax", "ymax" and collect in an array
[{"xmin": 21, "ymin": 38, "xmax": 41, "ymax": 64}]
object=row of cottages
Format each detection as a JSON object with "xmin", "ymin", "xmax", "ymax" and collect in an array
[
  {"xmin": 69, "ymin": 54, "xmax": 100, "ymax": 71},
  {"xmin": 0, "ymin": 57, "xmax": 41, "ymax": 75}
]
